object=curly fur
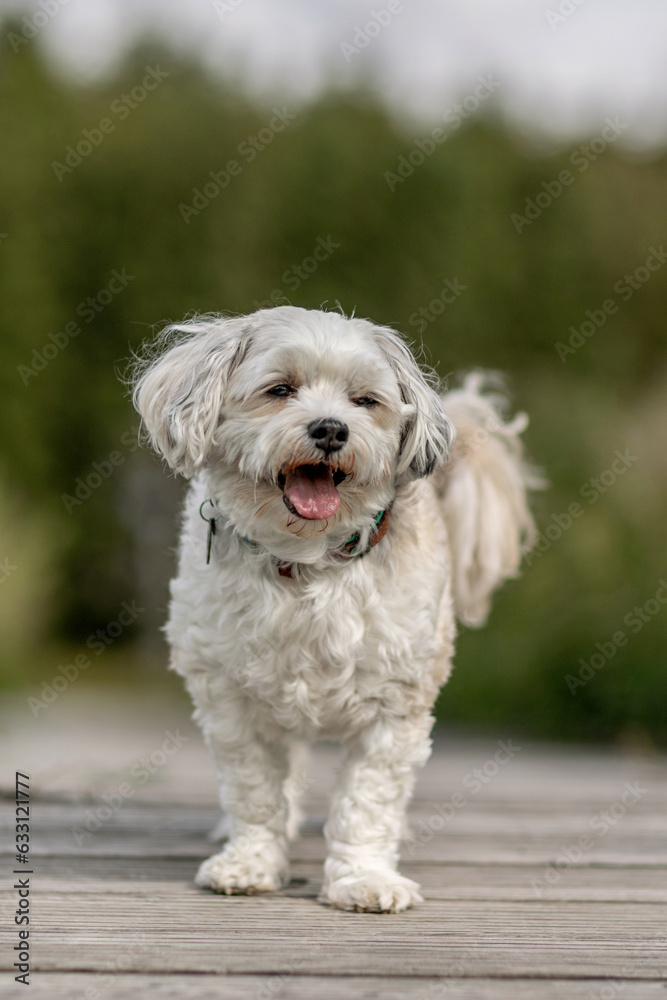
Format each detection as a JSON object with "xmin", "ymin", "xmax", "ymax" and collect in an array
[{"xmin": 132, "ymin": 305, "xmax": 536, "ymax": 913}]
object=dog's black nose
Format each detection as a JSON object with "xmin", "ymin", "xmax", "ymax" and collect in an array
[{"xmin": 308, "ymin": 418, "xmax": 349, "ymax": 453}]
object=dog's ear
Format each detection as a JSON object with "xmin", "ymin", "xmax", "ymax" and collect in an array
[
  {"xmin": 374, "ymin": 326, "xmax": 454, "ymax": 483},
  {"xmin": 132, "ymin": 316, "xmax": 252, "ymax": 477}
]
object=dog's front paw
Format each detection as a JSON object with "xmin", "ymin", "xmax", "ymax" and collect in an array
[
  {"xmin": 195, "ymin": 838, "xmax": 287, "ymax": 895},
  {"xmin": 320, "ymin": 869, "xmax": 422, "ymax": 913}
]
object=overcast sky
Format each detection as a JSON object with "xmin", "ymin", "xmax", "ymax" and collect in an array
[{"xmin": 3, "ymin": 0, "xmax": 667, "ymax": 149}]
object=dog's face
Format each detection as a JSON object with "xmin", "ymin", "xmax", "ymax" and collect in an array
[{"xmin": 134, "ymin": 307, "xmax": 452, "ymax": 541}]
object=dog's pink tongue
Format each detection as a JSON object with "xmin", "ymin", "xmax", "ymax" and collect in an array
[{"xmin": 284, "ymin": 466, "xmax": 340, "ymax": 520}]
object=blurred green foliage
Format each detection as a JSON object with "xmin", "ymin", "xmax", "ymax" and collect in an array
[{"xmin": 1, "ymin": 32, "xmax": 666, "ymax": 743}]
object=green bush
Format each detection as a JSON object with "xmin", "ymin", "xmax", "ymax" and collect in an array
[{"xmin": 1, "ymin": 34, "xmax": 665, "ymax": 742}]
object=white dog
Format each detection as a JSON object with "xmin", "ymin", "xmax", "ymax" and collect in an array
[{"xmin": 132, "ymin": 305, "xmax": 536, "ymax": 913}]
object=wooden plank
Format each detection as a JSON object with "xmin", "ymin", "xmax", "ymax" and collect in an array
[
  {"xmin": 3, "ymin": 699, "xmax": 667, "ymax": 995},
  {"xmin": 4, "ymin": 793, "xmax": 667, "ymax": 831},
  {"xmin": 7, "ymin": 798, "xmax": 666, "ymax": 827},
  {"xmin": 5, "ymin": 974, "xmax": 667, "ymax": 1000},
  {"xmin": 2, "ymin": 685, "xmax": 667, "ymax": 808},
  {"xmin": 4, "ymin": 974, "xmax": 667, "ymax": 1000},
  {"xmin": 8, "ymin": 855, "xmax": 667, "ymax": 902},
  {"xmin": 5, "ymin": 754, "xmax": 666, "ymax": 809},
  {"xmin": 4, "ymin": 834, "xmax": 667, "ymax": 865},
  {"xmin": 4, "ymin": 797, "xmax": 667, "ymax": 865},
  {"xmin": 1, "ymin": 894, "xmax": 665, "ymax": 978}
]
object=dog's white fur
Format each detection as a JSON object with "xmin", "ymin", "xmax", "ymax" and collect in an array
[{"xmin": 133, "ymin": 306, "xmax": 536, "ymax": 913}]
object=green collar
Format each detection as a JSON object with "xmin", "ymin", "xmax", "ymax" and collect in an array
[
  {"xmin": 201, "ymin": 499, "xmax": 393, "ymax": 576},
  {"xmin": 340, "ymin": 507, "xmax": 389, "ymax": 556}
]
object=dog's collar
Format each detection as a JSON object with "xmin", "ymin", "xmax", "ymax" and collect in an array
[{"xmin": 199, "ymin": 499, "xmax": 393, "ymax": 577}]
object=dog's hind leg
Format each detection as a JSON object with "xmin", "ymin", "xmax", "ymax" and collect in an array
[
  {"xmin": 207, "ymin": 812, "xmax": 233, "ymax": 844},
  {"xmin": 284, "ymin": 740, "xmax": 309, "ymax": 841}
]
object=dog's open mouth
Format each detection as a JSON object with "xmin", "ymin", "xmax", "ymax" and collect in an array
[{"xmin": 277, "ymin": 464, "xmax": 346, "ymax": 520}]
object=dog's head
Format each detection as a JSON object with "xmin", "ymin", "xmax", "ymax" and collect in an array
[{"xmin": 133, "ymin": 307, "xmax": 452, "ymax": 542}]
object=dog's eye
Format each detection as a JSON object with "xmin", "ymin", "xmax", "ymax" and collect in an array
[
  {"xmin": 352, "ymin": 396, "xmax": 379, "ymax": 407},
  {"xmin": 267, "ymin": 384, "xmax": 295, "ymax": 397}
]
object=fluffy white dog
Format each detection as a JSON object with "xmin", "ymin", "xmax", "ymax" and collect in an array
[{"xmin": 132, "ymin": 305, "xmax": 536, "ymax": 913}]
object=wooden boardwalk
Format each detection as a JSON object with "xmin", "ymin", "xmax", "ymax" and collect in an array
[{"xmin": 1, "ymin": 689, "xmax": 666, "ymax": 998}]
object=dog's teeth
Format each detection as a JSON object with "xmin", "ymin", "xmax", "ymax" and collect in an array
[{"xmin": 132, "ymin": 304, "xmax": 536, "ymax": 917}]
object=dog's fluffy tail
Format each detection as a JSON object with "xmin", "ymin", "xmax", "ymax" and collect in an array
[{"xmin": 437, "ymin": 373, "xmax": 542, "ymax": 628}]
